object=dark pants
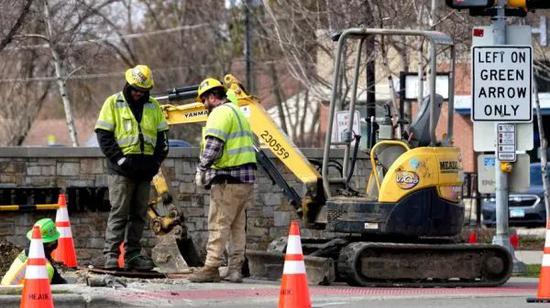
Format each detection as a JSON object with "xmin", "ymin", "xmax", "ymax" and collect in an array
[{"xmin": 103, "ymin": 174, "xmax": 150, "ymax": 259}]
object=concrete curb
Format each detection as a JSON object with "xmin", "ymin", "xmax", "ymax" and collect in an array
[{"xmin": 0, "ymin": 294, "xmax": 124, "ymax": 308}]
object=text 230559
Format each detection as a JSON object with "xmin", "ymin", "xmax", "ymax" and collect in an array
[{"xmin": 260, "ymin": 130, "xmax": 290, "ymax": 159}]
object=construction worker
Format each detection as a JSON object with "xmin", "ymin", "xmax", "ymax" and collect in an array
[
  {"xmin": 1, "ymin": 218, "xmax": 66, "ymax": 285},
  {"xmin": 95, "ymin": 64, "xmax": 169, "ymax": 270},
  {"xmin": 189, "ymin": 78, "xmax": 257, "ymax": 283}
]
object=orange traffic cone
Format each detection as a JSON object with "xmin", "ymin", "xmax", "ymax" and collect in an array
[
  {"xmin": 510, "ymin": 230, "xmax": 519, "ymax": 250},
  {"xmin": 278, "ymin": 220, "xmax": 311, "ymax": 308},
  {"xmin": 20, "ymin": 226, "xmax": 54, "ymax": 308},
  {"xmin": 52, "ymin": 193, "xmax": 78, "ymax": 268},
  {"xmin": 118, "ymin": 243, "xmax": 125, "ymax": 268},
  {"xmin": 467, "ymin": 229, "xmax": 477, "ymax": 244},
  {"xmin": 527, "ymin": 222, "xmax": 550, "ymax": 303}
]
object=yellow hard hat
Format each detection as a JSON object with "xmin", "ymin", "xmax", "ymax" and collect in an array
[
  {"xmin": 197, "ymin": 78, "xmax": 225, "ymax": 101},
  {"xmin": 125, "ymin": 65, "xmax": 154, "ymax": 91}
]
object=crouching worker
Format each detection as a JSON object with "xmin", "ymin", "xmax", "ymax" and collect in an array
[{"xmin": 1, "ymin": 218, "xmax": 67, "ymax": 285}]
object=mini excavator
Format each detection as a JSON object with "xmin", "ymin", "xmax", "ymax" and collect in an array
[{"xmin": 147, "ymin": 28, "xmax": 513, "ymax": 287}]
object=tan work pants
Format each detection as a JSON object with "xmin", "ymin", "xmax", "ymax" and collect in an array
[{"xmin": 204, "ymin": 183, "xmax": 253, "ymax": 270}]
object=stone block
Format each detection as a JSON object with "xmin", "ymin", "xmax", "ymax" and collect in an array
[
  {"xmin": 247, "ymin": 226, "xmax": 268, "ymax": 237},
  {"xmin": 95, "ymin": 175, "xmax": 108, "ymax": 186},
  {"xmin": 57, "ymin": 162, "xmax": 80, "ymax": 176},
  {"xmin": 26, "ymin": 166, "xmax": 41, "ymax": 176},
  {"xmin": 162, "ymin": 159, "xmax": 175, "ymax": 168},
  {"xmin": 263, "ymin": 193, "xmax": 281, "ymax": 206},
  {"xmin": 267, "ymin": 227, "xmax": 288, "ymax": 239},
  {"xmin": 68, "ymin": 180, "xmax": 95, "ymax": 187},
  {"xmin": 26, "ymin": 176, "xmax": 55, "ymax": 186},
  {"xmin": 0, "ymin": 174, "xmax": 19, "ymax": 184},
  {"xmin": 41, "ymin": 166, "xmax": 56, "ymax": 176},
  {"xmin": 0, "ymin": 224, "xmax": 14, "ymax": 236},
  {"xmin": 80, "ymin": 159, "xmax": 104, "ymax": 174},
  {"xmin": 253, "ymin": 217, "xmax": 273, "ymax": 228},
  {"xmin": 182, "ymin": 207, "xmax": 204, "ymax": 217},
  {"xmin": 262, "ymin": 205, "xmax": 274, "ymax": 217},
  {"xmin": 179, "ymin": 182, "xmax": 196, "ymax": 194},
  {"xmin": 186, "ymin": 161, "xmax": 198, "ymax": 174},
  {"xmin": 274, "ymin": 211, "xmax": 291, "ymax": 227}
]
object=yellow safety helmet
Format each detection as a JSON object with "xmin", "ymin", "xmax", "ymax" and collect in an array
[
  {"xmin": 197, "ymin": 78, "xmax": 225, "ymax": 101},
  {"xmin": 125, "ymin": 65, "xmax": 154, "ymax": 91}
]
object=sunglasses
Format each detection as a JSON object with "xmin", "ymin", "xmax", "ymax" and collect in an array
[
  {"xmin": 130, "ymin": 88, "xmax": 145, "ymax": 95},
  {"xmin": 200, "ymin": 93, "xmax": 212, "ymax": 104}
]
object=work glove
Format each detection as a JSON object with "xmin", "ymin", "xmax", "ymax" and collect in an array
[
  {"xmin": 142, "ymin": 160, "xmax": 161, "ymax": 180},
  {"xmin": 116, "ymin": 156, "xmax": 135, "ymax": 178},
  {"xmin": 195, "ymin": 170, "xmax": 206, "ymax": 188},
  {"xmin": 117, "ymin": 157, "xmax": 128, "ymax": 168}
]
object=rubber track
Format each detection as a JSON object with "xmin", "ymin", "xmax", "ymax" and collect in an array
[{"xmin": 337, "ymin": 242, "xmax": 513, "ymax": 287}]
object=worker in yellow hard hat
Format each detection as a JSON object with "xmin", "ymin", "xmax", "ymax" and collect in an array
[
  {"xmin": 189, "ymin": 77, "xmax": 257, "ymax": 283},
  {"xmin": 95, "ymin": 64, "xmax": 169, "ymax": 271},
  {"xmin": 1, "ymin": 218, "xmax": 66, "ymax": 285}
]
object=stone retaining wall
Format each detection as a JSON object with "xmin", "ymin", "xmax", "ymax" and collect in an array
[{"xmin": 0, "ymin": 147, "xmax": 370, "ymax": 265}]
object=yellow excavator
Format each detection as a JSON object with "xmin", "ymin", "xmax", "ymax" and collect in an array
[{"xmin": 147, "ymin": 28, "xmax": 513, "ymax": 286}]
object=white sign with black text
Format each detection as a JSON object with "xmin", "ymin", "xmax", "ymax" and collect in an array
[
  {"xmin": 497, "ymin": 123, "xmax": 516, "ymax": 162},
  {"xmin": 472, "ymin": 46, "xmax": 532, "ymax": 122}
]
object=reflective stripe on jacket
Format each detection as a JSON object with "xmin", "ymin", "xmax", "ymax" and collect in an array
[
  {"xmin": 1, "ymin": 250, "xmax": 54, "ymax": 285},
  {"xmin": 202, "ymin": 103, "xmax": 256, "ymax": 169},
  {"xmin": 95, "ymin": 93, "xmax": 169, "ymax": 155}
]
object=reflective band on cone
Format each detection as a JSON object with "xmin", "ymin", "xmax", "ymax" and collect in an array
[
  {"xmin": 278, "ymin": 220, "xmax": 311, "ymax": 308},
  {"xmin": 20, "ymin": 226, "xmax": 54, "ymax": 308},
  {"xmin": 527, "ymin": 221, "xmax": 550, "ymax": 303},
  {"xmin": 52, "ymin": 193, "xmax": 78, "ymax": 268}
]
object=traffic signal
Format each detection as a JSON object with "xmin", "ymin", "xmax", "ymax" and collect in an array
[
  {"xmin": 446, "ymin": 0, "xmax": 495, "ymax": 9},
  {"xmin": 508, "ymin": 0, "xmax": 550, "ymax": 9}
]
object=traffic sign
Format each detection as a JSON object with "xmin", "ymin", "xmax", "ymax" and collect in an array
[
  {"xmin": 497, "ymin": 123, "xmax": 516, "ymax": 162},
  {"xmin": 472, "ymin": 46, "xmax": 532, "ymax": 122}
]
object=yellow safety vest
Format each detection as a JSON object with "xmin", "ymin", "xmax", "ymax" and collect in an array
[
  {"xmin": 202, "ymin": 103, "xmax": 256, "ymax": 169},
  {"xmin": 95, "ymin": 93, "xmax": 169, "ymax": 155},
  {"xmin": 1, "ymin": 251, "xmax": 54, "ymax": 286}
]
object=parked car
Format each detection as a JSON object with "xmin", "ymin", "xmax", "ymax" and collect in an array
[
  {"xmin": 168, "ymin": 139, "xmax": 191, "ymax": 148},
  {"xmin": 481, "ymin": 162, "xmax": 547, "ymax": 227}
]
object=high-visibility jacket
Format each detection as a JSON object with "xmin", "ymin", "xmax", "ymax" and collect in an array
[
  {"xmin": 1, "ymin": 250, "xmax": 54, "ymax": 286},
  {"xmin": 95, "ymin": 93, "xmax": 169, "ymax": 155},
  {"xmin": 202, "ymin": 102, "xmax": 256, "ymax": 169}
]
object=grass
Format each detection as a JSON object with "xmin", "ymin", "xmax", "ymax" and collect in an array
[{"xmin": 522, "ymin": 264, "xmax": 542, "ymax": 278}]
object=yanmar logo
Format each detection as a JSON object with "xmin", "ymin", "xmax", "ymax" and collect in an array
[
  {"xmin": 184, "ymin": 110, "xmax": 208, "ymax": 118},
  {"xmin": 440, "ymin": 161, "xmax": 459, "ymax": 173},
  {"xmin": 396, "ymin": 171, "xmax": 419, "ymax": 189}
]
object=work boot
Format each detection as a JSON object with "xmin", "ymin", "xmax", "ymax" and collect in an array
[
  {"xmin": 104, "ymin": 254, "xmax": 118, "ymax": 270},
  {"xmin": 223, "ymin": 269, "xmax": 243, "ymax": 283},
  {"xmin": 125, "ymin": 255, "xmax": 154, "ymax": 271},
  {"xmin": 188, "ymin": 266, "xmax": 221, "ymax": 283}
]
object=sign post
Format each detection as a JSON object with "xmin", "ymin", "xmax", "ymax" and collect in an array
[{"xmin": 470, "ymin": 0, "xmax": 533, "ymax": 272}]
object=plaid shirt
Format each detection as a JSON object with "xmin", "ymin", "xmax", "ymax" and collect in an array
[{"xmin": 198, "ymin": 136, "xmax": 256, "ymax": 186}]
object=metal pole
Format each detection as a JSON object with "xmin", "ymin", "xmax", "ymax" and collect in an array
[{"xmin": 492, "ymin": 0, "xmax": 514, "ymax": 256}]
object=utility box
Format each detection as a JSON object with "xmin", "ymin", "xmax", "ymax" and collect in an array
[{"xmin": 477, "ymin": 154, "xmax": 530, "ymax": 194}]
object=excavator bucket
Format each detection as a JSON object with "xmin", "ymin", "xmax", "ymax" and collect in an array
[
  {"xmin": 148, "ymin": 171, "xmax": 203, "ymax": 273},
  {"xmin": 151, "ymin": 224, "xmax": 203, "ymax": 273}
]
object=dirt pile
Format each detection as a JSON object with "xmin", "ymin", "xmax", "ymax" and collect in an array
[{"xmin": 0, "ymin": 239, "xmax": 22, "ymax": 277}]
